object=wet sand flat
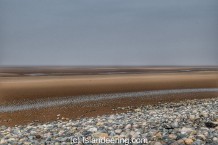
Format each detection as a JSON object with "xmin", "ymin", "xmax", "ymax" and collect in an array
[
  {"xmin": 0, "ymin": 92, "xmax": 217, "ymax": 126},
  {"xmin": 0, "ymin": 71, "xmax": 217, "ymax": 105},
  {"xmin": 0, "ymin": 67, "xmax": 217, "ymax": 126}
]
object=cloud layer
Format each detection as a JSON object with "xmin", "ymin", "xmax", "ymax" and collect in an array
[{"xmin": 0, "ymin": 0, "xmax": 218, "ymax": 66}]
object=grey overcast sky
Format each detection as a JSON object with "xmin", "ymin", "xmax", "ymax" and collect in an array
[{"xmin": 0, "ymin": 0, "xmax": 218, "ymax": 66}]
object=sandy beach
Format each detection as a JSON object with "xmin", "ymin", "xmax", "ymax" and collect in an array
[
  {"xmin": 0, "ymin": 67, "xmax": 217, "ymax": 127},
  {"xmin": 0, "ymin": 69, "xmax": 217, "ymax": 104}
]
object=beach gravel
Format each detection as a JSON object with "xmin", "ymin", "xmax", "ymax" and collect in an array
[{"xmin": 0, "ymin": 97, "xmax": 218, "ymax": 145}]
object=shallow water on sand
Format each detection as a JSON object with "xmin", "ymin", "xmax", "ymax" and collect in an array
[{"xmin": 1, "ymin": 88, "xmax": 218, "ymax": 113}]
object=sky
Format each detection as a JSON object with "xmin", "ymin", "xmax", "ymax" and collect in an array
[{"xmin": 0, "ymin": 0, "xmax": 218, "ymax": 66}]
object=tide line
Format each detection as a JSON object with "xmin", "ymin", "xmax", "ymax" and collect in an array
[{"xmin": 0, "ymin": 88, "xmax": 218, "ymax": 113}]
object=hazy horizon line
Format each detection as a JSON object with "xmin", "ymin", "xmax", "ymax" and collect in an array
[{"xmin": 1, "ymin": 65, "xmax": 218, "ymax": 68}]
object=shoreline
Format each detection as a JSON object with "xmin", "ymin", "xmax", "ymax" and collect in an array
[
  {"xmin": 0, "ymin": 91, "xmax": 217, "ymax": 127},
  {"xmin": 1, "ymin": 88, "xmax": 218, "ymax": 113},
  {"xmin": 0, "ymin": 97, "xmax": 218, "ymax": 144}
]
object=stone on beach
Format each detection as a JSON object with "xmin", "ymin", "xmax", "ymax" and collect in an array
[{"xmin": 0, "ymin": 97, "xmax": 217, "ymax": 145}]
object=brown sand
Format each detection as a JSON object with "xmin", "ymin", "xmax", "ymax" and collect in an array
[
  {"xmin": 0, "ymin": 92, "xmax": 217, "ymax": 127},
  {"xmin": 0, "ymin": 67, "xmax": 217, "ymax": 126},
  {"xmin": 0, "ymin": 71, "xmax": 217, "ymax": 104}
]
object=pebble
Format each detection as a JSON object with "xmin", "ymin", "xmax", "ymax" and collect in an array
[
  {"xmin": 213, "ymin": 137, "xmax": 218, "ymax": 142},
  {"xmin": 169, "ymin": 134, "xmax": 177, "ymax": 140},
  {"xmin": 205, "ymin": 122, "xmax": 218, "ymax": 128},
  {"xmin": 184, "ymin": 138, "xmax": 193, "ymax": 145},
  {"xmin": 180, "ymin": 127, "xmax": 194, "ymax": 134},
  {"xmin": 154, "ymin": 141, "xmax": 162, "ymax": 145},
  {"xmin": 189, "ymin": 115, "xmax": 195, "ymax": 121},
  {"xmin": 192, "ymin": 140, "xmax": 202, "ymax": 145},
  {"xmin": 92, "ymin": 132, "xmax": 109, "ymax": 138},
  {"xmin": 171, "ymin": 121, "xmax": 179, "ymax": 128},
  {"xmin": 155, "ymin": 132, "xmax": 162, "ymax": 139},
  {"xmin": 114, "ymin": 129, "xmax": 122, "ymax": 134},
  {"xmin": 125, "ymin": 124, "xmax": 131, "ymax": 129},
  {"xmin": 88, "ymin": 127, "xmax": 97, "ymax": 132},
  {"xmin": 196, "ymin": 134, "xmax": 206, "ymax": 141},
  {"xmin": 134, "ymin": 108, "xmax": 141, "ymax": 112}
]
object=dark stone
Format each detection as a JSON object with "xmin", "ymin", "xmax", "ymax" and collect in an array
[
  {"xmin": 35, "ymin": 134, "xmax": 42, "ymax": 139},
  {"xmin": 206, "ymin": 139, "xmax": 213, "ymax": 144},
  {"xmin": 163, "ymin": 124, "xmax": 174, "ymax": 130},
  {"xmin": 82, "ymin": 131, "xmax": 92, "ymax": 136},
  {"xmin": 205, "ymin": 122, "xmax": 218, "ymax": 128},
  {"xmin": 176, "ymin": 134, "xmax": 187, "ymax": 140},
  {"xmin": 192, "ymin": 140, "xmax": 203, "ymax": 145}
]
